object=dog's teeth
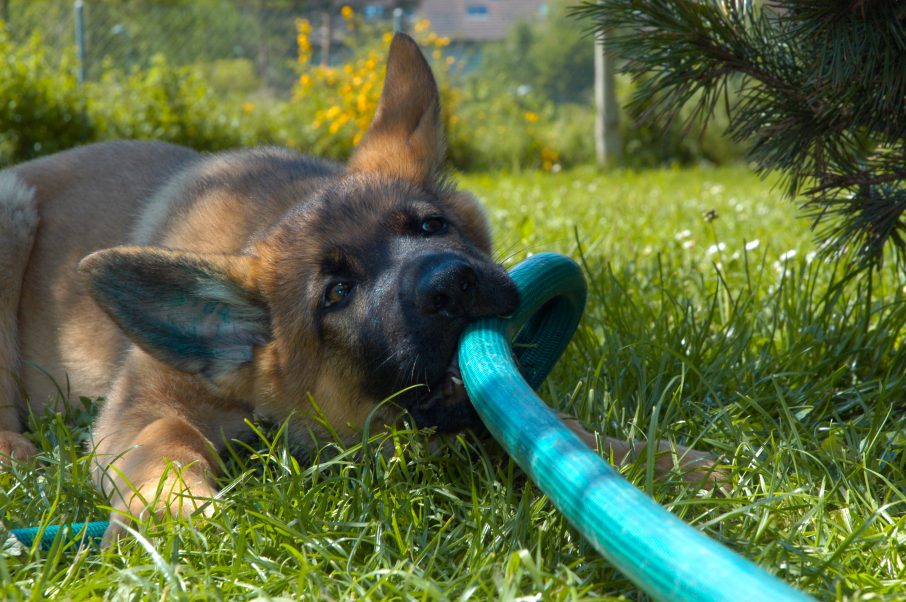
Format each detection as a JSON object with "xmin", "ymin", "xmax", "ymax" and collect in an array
[{"xmin": 450, "ymin": 376, "xmax": 463, "ymax": 386}]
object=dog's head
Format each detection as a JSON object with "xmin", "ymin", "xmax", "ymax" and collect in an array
[{"xmin": 79, "ymin": 34, "xmax": 518, "ymax": 442}]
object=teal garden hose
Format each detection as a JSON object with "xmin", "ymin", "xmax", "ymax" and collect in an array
[
  {"xmin": 9, "ymin": 521, "xmax": 108, "ymax": 550},
  {"xmin": 10, "ymin": 253, "xmax": 812, "ymax": 602},
  {"xmin": 458, "ymin": 252, "xmax": 812, "ymax": 602}
]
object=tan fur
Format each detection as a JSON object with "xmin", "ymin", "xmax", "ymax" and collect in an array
[
  {"xmin": 13, "ymin": 141, "xmax": 201, "ymax": 408},
  {"xmin": 0, "ymin": 35, "xmax": 721, "ymax": 540},
  {"xmin": 348, "ymin": 33, "xmax": 444, "ymax": 187},
  {"xmin": 0, "ymin": 172, "xmax": 39, "ymax": 460}
]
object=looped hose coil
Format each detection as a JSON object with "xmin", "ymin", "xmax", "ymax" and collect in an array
[{"xmin": 459, "ymin": 252, "xmax": 812, "ymax": 602}]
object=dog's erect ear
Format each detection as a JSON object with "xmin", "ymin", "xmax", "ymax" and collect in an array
[
  {"xmin": 79, "ymin": 247, "xmax": 270, "ymax": 384},
  {"xmin": 348, "ymin": 33, "xmax": 443, "ymax": 187}
]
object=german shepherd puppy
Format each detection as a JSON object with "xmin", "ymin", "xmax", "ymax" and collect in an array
[{"xmin": 0, "ymin": 35, "xmax": 718, "ymax": 540}]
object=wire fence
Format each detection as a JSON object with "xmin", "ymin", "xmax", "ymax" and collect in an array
[{"xmin": 1, "ymin": 0, "xmax": 394, "ymax": 94}]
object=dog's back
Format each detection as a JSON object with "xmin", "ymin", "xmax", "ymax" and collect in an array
[{"xmin": 1, "ymin": 141, "xmax": 199, "ymax": 414}]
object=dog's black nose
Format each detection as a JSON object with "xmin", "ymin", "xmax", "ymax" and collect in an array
[{"xmin": 417, "ymin": 258, "xmax": 477, "ymax": 318}]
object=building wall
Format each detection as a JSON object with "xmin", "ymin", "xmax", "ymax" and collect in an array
[{"xmin": 415, "ymin": 0, "xmax": 549, "ymax": 42}]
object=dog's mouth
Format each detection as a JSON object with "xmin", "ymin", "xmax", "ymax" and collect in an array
[
  {"xmin": 386, "ymin": 256, "xmax": 519, "ymax": 433},
  {"xmin": 405, "ymin": 354, "xmax": 480, "ymax": 432},
  {"xmin": 428, "ymin": 356, "xmax": 466, "ymax": 403}
]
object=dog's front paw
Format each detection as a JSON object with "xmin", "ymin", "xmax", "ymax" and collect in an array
[
  {"xmin": 102, "ymin": 476, "xmax": 218, "ymax": 546},
  {"xmin": 557, "ymin": 414, "xmax": 731, "ymax": 494},
  {"xmin": 0, "ymin": 430, "xmax": 37, "ymax": 466},
  {"xmin": 652, "ymin": 443, "xmax": 730, "ymax": 494}
]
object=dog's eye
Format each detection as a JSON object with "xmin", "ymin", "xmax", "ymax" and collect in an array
[
  {"xmin": 324, "ymin": 281, "xmax": 354, "ymax": 308},
  {"xmin": 420, "ymin": 216, "xmax": 447, "ymax": 236}
]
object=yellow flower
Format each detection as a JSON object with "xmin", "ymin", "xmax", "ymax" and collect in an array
[
  {"xmin": 414, "ymin": 19, "xmax": 431, "ymax": 33},
  {"xmin": 540, "ymin": 147, "xmax": 560, "ymax": 171},
  {"xmin": 325, "ymin": 105, "xmax": 342, "ymax": 119},
  {"xmin": 324, "ymin": 112, "xmax": 350, "ymax": 134},
  {"xmin": 242, "ymin": 101, "xmax": 255, "ymax": 113},
  {"xmin": 524, "ymin": 111, "xmax": 540, "ymax": 123},
  {"xmin": 296, "ymin": 19, "xmax": 313, "ymax": 65},
  {"xmin": 383, "ymin": 32, "xmax": 394, "ymax": 45},
  {"xmin": 340, "ymin": 5, "xmax": 354, "ymax": 20}
]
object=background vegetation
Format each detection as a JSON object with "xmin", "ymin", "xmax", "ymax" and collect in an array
[{"xmin": 0, "ymin": 0, "xmax": 744, "ymax": 171}]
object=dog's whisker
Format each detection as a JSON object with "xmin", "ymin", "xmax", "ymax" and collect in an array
[
  {"xmin": 409, "ymin": 354, "xmax": 421, "ymax": 387},
  {"xmin": 375, "ymin": 347, "xmax": 406, "ymax": 372}
]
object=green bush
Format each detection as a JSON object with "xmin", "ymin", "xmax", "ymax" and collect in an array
[
  {"xmin": 445, "ymin": 69, "xmax": 744, "ymax": 172},
  {"xmin": 86, "ymin": 54, "xmax": 242, "ymax": 151},
  {"xmin": 0, "ymin": 27, "xmax": 247, "ymax": 167},
  {"xmin": 457, "ymin": 0, "xmax": 747, "ymax": 170},
  {"xmin": 540, "ymin": 103, "xmax": 596, "ymax": 169},
  {"xmin": 0, "ymin": 29, "xmax": 94, "ymax": 166},
  {"xmin": 447, "ymin": 78, "xmax": 550, "ymax": 171},
  {"xmin": 480, "ymin": 8, "xmax": 594, "ymax": 103},
  {"xmin": 617, "ymin": 74, "xmax": 745, "ymax": 168},
  {"xmin": 205, "ymin": 58, "xmax": 262, "ymax": 97}
]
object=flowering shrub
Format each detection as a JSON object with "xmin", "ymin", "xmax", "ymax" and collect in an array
[
  {"xmin": 0, "ymin": 10, "xmax": 741, "ymax": 171},
  {"xmin": 289, "ymin": 11, "xmax": 455, "ymax": 160},
  {"xmin": 283, "ymin": 9, "xmax": 568, "ymax": 172}
]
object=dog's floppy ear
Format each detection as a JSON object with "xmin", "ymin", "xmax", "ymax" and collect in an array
[
  {"xmin": 348, "ymin": 33, "xmax": 443, "ymax": 187},
  {"xmin": 79, "ymin": 247, "xmax": 270, "ymax": 384}
]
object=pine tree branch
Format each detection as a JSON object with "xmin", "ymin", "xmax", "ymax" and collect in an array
[
  {"xmin": 809, "ymin": 170, "xmax": 906, "ymax": 196},
  {"xmin": 572, "ymin": 0, "xmax": 906, "ymax": 273}
]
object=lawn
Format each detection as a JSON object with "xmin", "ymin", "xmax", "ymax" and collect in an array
[{"xmin": 2, "ymin": 165, "xmax": 904, "ymax": 601}]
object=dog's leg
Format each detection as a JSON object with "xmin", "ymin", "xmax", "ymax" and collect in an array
[
  {"xmin": 0, "ymin": 173, "xmax": 39, "ymax": 463},
  {"xmin": 90, "ymin": 366, "xmax": 248, "ymax": 543},
  {"xmin": 94, "ymin": 414, "xmax": 220, "ymax": 544}
]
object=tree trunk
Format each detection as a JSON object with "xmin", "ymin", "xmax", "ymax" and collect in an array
[
  {"xmin": 320, "ymin": 10, "xmax": 332, "ymax": 67},
  {"xmin": 256, "ymin": 0, "xmax": 271, "ymax": 89},
  {"xmin": 594, "ymin": 30, "xmax": 622, "ymax": 167}
]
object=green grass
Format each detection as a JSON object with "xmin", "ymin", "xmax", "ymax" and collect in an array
[{"xmin": 3, "ymin": 165, "xmax": 905, "ymax": 601}]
